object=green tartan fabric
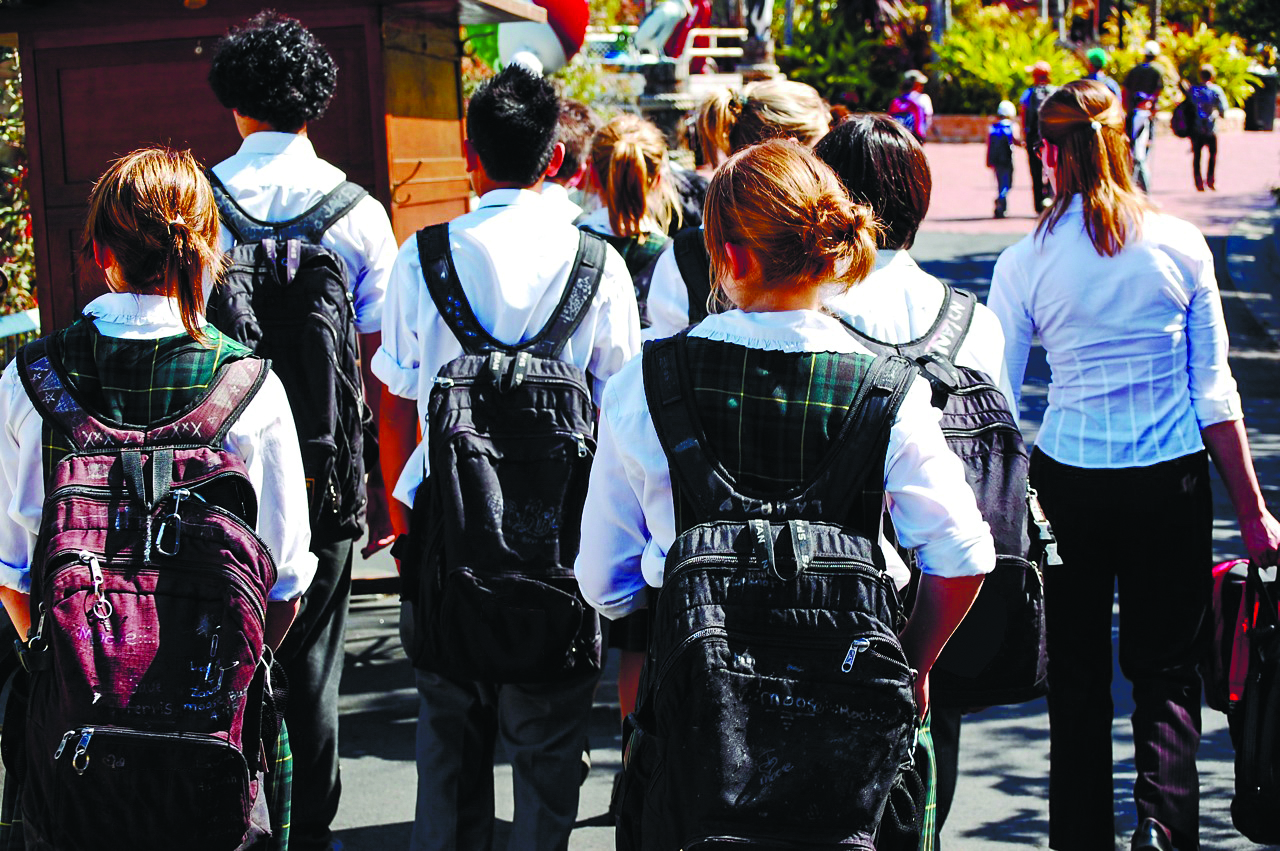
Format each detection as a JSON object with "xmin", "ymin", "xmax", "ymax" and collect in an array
[
  {"xmin": 266, "ymin": 720, "xmax": 293, "ymax": 851},
  {"xmin": 40, "ymin": 318, "xmax": 250, "ymax": 473},
  {"xmin": 683, "ymin": 338, "xmax": 874, "ymax": 494}
]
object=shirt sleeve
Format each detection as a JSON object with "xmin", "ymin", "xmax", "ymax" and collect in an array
[
  {"xmin": 224, "ymin": 370, "xmax": 317, "ymax": 602},
  {"xmin": 643, "ymin": 242, "xmax": 692, "ymax": 341},
  {"xmin": 326, "ymin": 195, "xmax": 399, "ymax": 336},
  {"xmin": 1183, "ymin": 235, "xmax": 1243, "ymax": 428},
  {"xmin": 0, "ymin": 362, "xmax": 44, "ymax": 593},
  {"xmin": 884, "ymin": 378, "xmax": 996, "ymax": 578},
  {"xmin": 574, "ymin": 377, "xmax": 656, "ymax": 620},
  {"xmin": 987, "ymin": 246, "xmax": 1035, "ymax": 417},
  {"xmin": 371, "ymin": 237, "xmax": 424, "ymax": 401}
]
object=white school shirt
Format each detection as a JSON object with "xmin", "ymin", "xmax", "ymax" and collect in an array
[
  {"xmin": 0, "ymin": 294, "xmax": 318, "ymax": 601},
  {"xmin": 988, "ymin": 196, "xmax": 1242, "ymax": 468},
  {"xmin": 826, "ymin": 249, "xmax": 1018, "ymax": 416},
  {"xmin": 643, "ymin": 235, "xmax": 696, "ymax": 341},
  {"xmin": 212, "ymin": 131, "xmax": 398, "ymax": 335},
  {"xmin": 372, "ymin": 188, "xmax": 641, "ymax": 507},
  {"xmin": 574, "ymin": 308, "xmax": 996, "ymax": 621}
]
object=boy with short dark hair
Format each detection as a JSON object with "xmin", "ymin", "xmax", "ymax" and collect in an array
[
  {"xmin": 374, "ymin": 64, "xmax": 639, "ymax": 851},
  {"xmin": 207, "ymin": 13, "xmax": 399, "ymax": 851}
]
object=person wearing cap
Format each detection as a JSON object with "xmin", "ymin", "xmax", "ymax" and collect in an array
[
  {"xmin": 1019, "ymin": 60, "xmax": 1057, "ymax": 211},
  {"xmin": 889, "ymin": 69, "xmax": 934, "ymax": 143},
  {"xmin": 1084, "ymin": 47, "xmax": 1122, "ymax": 103},
  {"xmin": 988, "ymin": 100, "xmax": 1021, "ymax": 218},
  {"xmin": 1123, "ymin": 41, "xmax": 1166, "ymax": 192}
]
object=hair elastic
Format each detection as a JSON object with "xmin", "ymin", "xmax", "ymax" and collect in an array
[{"xmin": 1090, "ymin": 121, "xmax": 1102, "ymax": 132}]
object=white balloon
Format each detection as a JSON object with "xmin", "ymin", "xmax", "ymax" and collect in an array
[{"xmin": 498, "ymin": 22, "xmax": 569, "ymax": 74}]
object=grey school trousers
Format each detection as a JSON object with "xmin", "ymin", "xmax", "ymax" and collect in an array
[{"xmin": 410, "ymin": 667, "xmax": 598, "ymax": 851}]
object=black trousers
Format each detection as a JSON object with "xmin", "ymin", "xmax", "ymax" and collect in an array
[
  {"xmin": 1031, "ymin": 449, "xmax": 1211, "ymax": 851},
  {"xmin": 1028, "ymin": 146, "xmax": 1051, "ymax": 213},
  {"xmin": 276, "ymin": 537, "xmax": 355, "ymax": 851},
  {"xmin": 1191, "ymin": 133, "xmax": 1217, "ymax": 189}
]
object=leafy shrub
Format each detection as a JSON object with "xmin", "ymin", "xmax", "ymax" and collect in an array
[
  {"xmin": 932, "ymin": 0, "xmax": 1085, "ymax": 115},
  {"xmin": 0, "ymin": 49, "xmax": 33, "ymax": 317}
]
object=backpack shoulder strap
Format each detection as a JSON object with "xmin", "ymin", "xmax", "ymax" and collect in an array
[
  {"xmin": 837, "ymin": 285, "xmax": 977, "ymax": 364},
  {"xmin": 208, "ymin": 169, "xmax": 368, "ymax": 245},
  {"xmin": 146, "ymin": 357, "xmax": 270, "ymax": 446},
  {"xmin": 673, "ymin": 228, "xmax": 712, "ymax": 325},
  {"xmin": 525, "ymin": 229, "xmax": 607, "ymax": 359},
  {"xmin": 417, "ymin": 225, "xmax": 606, "ymax": 359}
]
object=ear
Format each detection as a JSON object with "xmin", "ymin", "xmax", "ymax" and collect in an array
[
  {"xmin": 544, "ymin": 142, "xmax": 566, "ymax": 179},
  {"xmin": 566, "ymin": 161, "xmax": 591, "ymax": 190},
  {"xmin": 724, "ymin": 242, "xmax": 753, "ymax": 281},
  {"xmin": 464, "ymin": 139, "xmax": 481, "ymax": 174},
  {"xmin": 92, "ymin": 240, "xmax": 112, "ymax": 271}
]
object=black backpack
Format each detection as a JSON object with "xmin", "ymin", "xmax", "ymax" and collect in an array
[
  {"xmin": 671, "ymin": 227, "xmax": 730, "ymax": 327},
  {"xmin": 205, "ymin": 173, "xmax": 370, "ymax": 544},
  {"xmin": 839, "ymin": 286, "xmax": 1056, "ymax": 707},
  {"xmin": 1229, "ymin": 561, "xmax": 1280, "ymax": 844},
  {"xmin": 615, "ymin": 334, "xmax": 919, "ymax": 850},
  {"xmin": 581, "ymin": 226, "xmax": 670, "ymax": 330},
  {"xmin": 395, "ymin": 223, "xmax": 606, "ymax": 683},
  {"xmin": 1023, "ymin": 84, "xmax": 1057, "ymax": 145}
]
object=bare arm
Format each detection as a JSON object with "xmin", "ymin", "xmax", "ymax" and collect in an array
[
  {"xmin": 1, "ymin": 587, "xmax": 30, "ymax": 638},
  {"xmin": 1203, "ymin": 418, "xmax": 1280, "ymax": 566},
  {"xmin": 898, "ymin": 573, "xmax": 985, "ymax": 719},
  {"xmin": 264, "ymin": 598, "xmax": 301, "ymax": 652},
  {"xmin": 379, "ymin": 387, "xmax": 419, "ymax": 541}
]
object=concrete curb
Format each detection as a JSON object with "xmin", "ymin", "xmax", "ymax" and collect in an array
[{"xmin": 1226, "ymin": 204, "xmax": 1280, "ymax": 350}]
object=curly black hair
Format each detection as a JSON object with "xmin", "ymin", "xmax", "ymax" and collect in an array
[
  {"xmin": 466, "ymin": 64, "xmax": 560, "ymax": 187},
  {"xmin": 208, "ymin": 10, "xmax": 337, "ymax": 134}
]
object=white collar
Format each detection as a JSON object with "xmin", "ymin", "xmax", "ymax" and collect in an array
[
  {"xmin": 82, "ymin": 293, "xmax": 203, "ymax": 332},
  {"xmin": 540, "ymin": 182, "xmax": 569, "ymax": 199},
  {"xmin": 236, "ymin": 131, "xmax": 318, "ymax": 160},
  {"xmin": 690, "ymin": 309, "xmax": 861, "ymax": 353},
  {"xmin": 476, "ymin": 188, "xmax": 547, "ymax": 209},
  {"xmin": 873, "ymin": 248, "xmax": 918, "ymax": 273}
]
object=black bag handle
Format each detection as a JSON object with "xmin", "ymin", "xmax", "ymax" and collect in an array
[
  {"xmin": 208, "ymin": 170, "xmax": 368, "ymax": 245},
  {"xmin": 837, "ymin": 285, "xmax": 977, "ymax": 364}
]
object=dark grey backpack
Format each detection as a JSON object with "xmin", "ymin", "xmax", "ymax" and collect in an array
[
  {"xmin": 395, "ymin": 223, "xmax": 607, "ymax": 683},
  {"xmin": 615, "ymin": 334, "xmax": 919, "ymax": 850}
]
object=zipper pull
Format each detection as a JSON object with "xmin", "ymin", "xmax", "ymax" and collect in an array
[
  {"xmin": 54, "ymin": 730, "xmax": 75, "ymax": 760},
  {"xmin": 574, "ymin": 434, "xmax": 589, "ymax": 458},
  {"xmin": 72, "ymin": 728, "xmax": 94, "ymax": 775},
  {"xmin": 842, "ymin": 638, "xmax": 871, "ymax": 673},
  {"xmin": 433, "ymin": 376, "xmax": 455, "ymax": 389},
  {"xmin": 79, "ymin": 551, "xmax": 113, "ymax": 622}
]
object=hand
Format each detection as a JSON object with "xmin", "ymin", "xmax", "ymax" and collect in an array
[
  {"xmin": 913, "ymin": 668, "xmax": 930, "ymax": 722},
  {"xmin": 1241, "ymin": 510, "xmax": 1280, "ymax": 568}
]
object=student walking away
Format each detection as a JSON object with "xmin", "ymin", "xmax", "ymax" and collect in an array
[
  {"xmin": 1187, "ymin": 64, "xmax": 1228, "ymax": 191},
  {"xmin": 1123, "ymin": 41, "xmax": 1165, "ymax": 193},
  {"xmin": 644, "ymin": 80, "xmax": 831, "ymax": 339},
  {"xmin": 890, "ymin": 70, "xmax": 934, "ymax": 144},
  {"xmin": 576, "ymin": 138, "xmax": 993, "ymax": 850},
  {"xmin": 1019, "ymin": 61, "xmax": 1057, "ymax": 213},
  {"xmin": 374, "ymin": 64, "xmax": 639, "ymax": 851},
  {"xmin": 816, "ymin": 114, "xmax": 1046, "ymax": 850},
  {"xmin": 544, "ymin": 99, "xmax": 599, "ymax": 222},
  {"xmin": 1083, "ymin": 48, "xmax": 1122, "ymax": 104},
  {"xmin": 988, "ymin": 80, "xmax": 1280, "ymax": 851},
  {"xmin": 204, "ymin": 13, "xmax": 399, "ymax": 851},
  {"xmin": 579, "ymin": 114, "xmax": 680, "ymax": 329},
  {"xmin": 0, "ymin": 147, "xmax": 316, "ymax": 851},
  {"xmin": 987, "ymin": 101, "xmax": 1020, "ymax": 219}
]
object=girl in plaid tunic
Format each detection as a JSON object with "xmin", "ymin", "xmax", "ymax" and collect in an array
[
  {"xmin": 575, "ymin": 138, "xmax": 994, "ymax": 730},
  {"xmin": 0, "ymin": 147, "xmax": 314, "ymax": 849}
]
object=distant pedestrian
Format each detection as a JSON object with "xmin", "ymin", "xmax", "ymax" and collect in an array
[
  {"xmin": 987, "ymin": 100, "xmax": 1020, "ymax": 219},
  {"xmin": 1123, "ymin": 41, "xmax": 1165, "ymax": 193},
  {"xmin": 1019, "ymin": 60, "xmax": 1057, "ymax": 212},
  {"xmin": 1187, "ymin": 64, "xmax": 1228, "ymax": 191},
  {"xmin": 1083, "ymin": 47, "xmax": 1122, "ymax": 103},
  {"xmin": 989, "ymin": 78, "xmax": 1280, "ymax": 851},
  {"xmin": 890, "ymin": 69, "xmax": 934, "ymax": 144}
]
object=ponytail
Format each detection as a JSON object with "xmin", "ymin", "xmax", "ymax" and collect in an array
[
  {"xmin": 591, "ymin": 114, "xmax": 680, "ymax": 240},
  {"xmin": 82, "ymin": 148, "xmax": 224, "ymax": 344}
]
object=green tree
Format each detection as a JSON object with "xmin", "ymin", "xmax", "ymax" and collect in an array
[{"xmin": 0, "ymin": 48, "xmax": 34, "ymax": 317}]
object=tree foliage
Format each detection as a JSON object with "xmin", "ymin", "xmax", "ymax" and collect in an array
[{"xmin": 0, "ymin": 48, "xmax": 33, "ymax": 317}]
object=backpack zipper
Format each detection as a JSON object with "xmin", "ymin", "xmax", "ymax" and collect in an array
[
  {"xmin": 430, "ymin": 371, "xmax": 593, "ymax": 399},
  {"xmin": 940, "ymin": 421, "xmax": 1021, "ymax": 440},
  {"xmin": 52, "ymin": 724, "xmax": 242, "ymax": 776},
  {"xmin": 440, "ymin": 423, "xmax": 596, "ymax": 459}
]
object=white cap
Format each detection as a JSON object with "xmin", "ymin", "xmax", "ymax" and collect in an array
[
  {"xmin": 1144, "ymin": 40, "xmax": 1161, "ymax": 57},
  {"xmin": 997, "ymin": 100, "xmax": 1016, "ymax": 118}
]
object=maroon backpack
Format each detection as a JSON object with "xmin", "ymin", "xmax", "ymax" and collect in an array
[{"xmin": 14, "ymin": 338, "xmax": 279, "ymax": 851}]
